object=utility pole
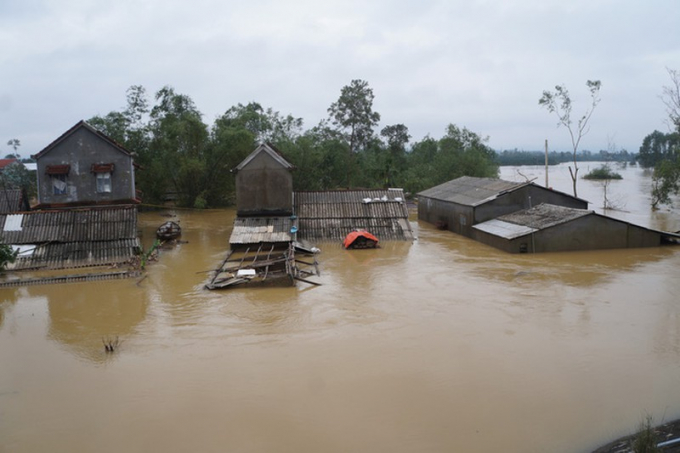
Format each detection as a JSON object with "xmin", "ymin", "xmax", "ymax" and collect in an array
[{"xmin": 544, "ymin": 139, "xmax": 549, "ymax": 188}]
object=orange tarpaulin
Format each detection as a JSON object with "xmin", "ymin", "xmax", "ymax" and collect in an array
[{"xmin": 343, "ymin": 231, "xmax": 379, "ymax": 249}]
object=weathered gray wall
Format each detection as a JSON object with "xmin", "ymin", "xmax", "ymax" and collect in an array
[
  {"xmin": 417, "ymin": 198, "xmax": 474, "ymax": 236},
  {"xmin": 418, "ymin": 185, "xmax": 587, "ymax": 238},
  {"xmin": 473, "ymin": 215, "xmax": 663, "ymax": 253},
  {"xmin": 475, "ymin": 186, "xmax": 588, "ymax": 224},
  {"xmin": 36, "ymin": 127, "xmax": 135, "ymax": 206},
  {"xmin": 236, "ymin": 151, "xmax": 293, "ymax": 216}
]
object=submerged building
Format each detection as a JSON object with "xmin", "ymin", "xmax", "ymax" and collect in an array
[{"xmin": 472, "ymin": 203, "xmax": 680, "ymax": 253}]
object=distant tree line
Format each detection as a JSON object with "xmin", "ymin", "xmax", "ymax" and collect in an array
[
  {"xmin": 495, "ymin": 149, "xmax": 634, "ymax": 166},
  {"xmin": 87, "ymin": 81, "xmax": 499, "ymax": 208}
]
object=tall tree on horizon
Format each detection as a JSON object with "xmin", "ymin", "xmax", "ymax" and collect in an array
[
  {"xmin": 539, "ymin": 79, "xmax": 602, "ymax": 198},
  {"xmin": 328, "ymin": 79, "xmax": 381, "ymax": 187}
]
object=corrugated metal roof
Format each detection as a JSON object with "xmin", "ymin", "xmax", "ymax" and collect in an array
[
  {"xmin": 0, "ymin": 206, "xmax": 138, "ymax": 244},
  {"xmin": 10, "ymin": 238, "xmax": 141, "ymax": 270},
  {"xmin": 0, "ymin": 189, "xmax": 26, "ymax": 214},
  {"xmin": 229, "ymin": 216, "xmax": 293, "ymax": 245},
  {"xmin": 498, "ymin": 203, "xmax": 591, "ymax": 229},
  {"xmin": 473, "ymin": 219, "xmax": 538, "ymax": 240},
  {"xmin": 294, "ymin": 189, "xmax": 413, "ymax": 241},
  {"xmin": 417, "ymin": 176, "xmax": 525, "ymax": 206}
]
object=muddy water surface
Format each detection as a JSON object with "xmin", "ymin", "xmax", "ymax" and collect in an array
[{"xmin": 1, "ymin": 164, "xmax": 680, "ymax": 453}]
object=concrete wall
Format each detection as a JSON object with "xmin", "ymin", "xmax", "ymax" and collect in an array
[
  {"xmin": 473, "ymin": 215, "xmax": 663, "ymax": 253},
  {"xmin": 36, "ymin": 127, "xmax": 135, "ymax": 206},
  {"xmin": 236, "ymin": 151, "xmax": 293, "ymax": 216}
]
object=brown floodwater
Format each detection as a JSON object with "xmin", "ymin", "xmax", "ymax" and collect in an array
[{"xmin": 1, "ymin": 163, "xmax": 680, "ymax": 453}]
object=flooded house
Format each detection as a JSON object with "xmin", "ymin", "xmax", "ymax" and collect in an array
[
  {"xmin": 472, "ymin": 203, "xmax": 680, "ymax": 253},
  {"xmin": 417, "ymin": 176, "xmax": 588, "ymax": 238},
  {"xmin": 32, "ymin": 120, "xmax": 139, "ymax": 209},
  {"xmin": 0, "ymin": 121, "xmax": 142, "ymax": 282},
  {"xmin": 207, "ymin": 144, "xmax": 311, "ymax": 289},
  {"xmin": 206, "ymin": 143, "xmax": 414, "ymax": 289}
]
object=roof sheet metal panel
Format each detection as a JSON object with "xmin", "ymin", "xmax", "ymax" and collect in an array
[
  {"xmin": 293, "ymin": 189, "xmax": 412, "ymax": 241},
  {"xmin": 1, "ymin": 206, "xmax": 137, "ymax": 244},
  {"xmin": 0, "ymin": 189, "xmax": 24, "ymax": 214},
  {"xmin": 11, "ymin": 238, "xmax": 141, "ymax": 270},
  {"xmin": 417, "ymin": 176, "xmax": 524, "ymax": 206},
  {"xmin": 498, "ymin": 203, "xmax": 591, "ymax": 229},
  {"xmin": 473, "ymin": 219, "xmax": 538, "ymax": 240},
  {"xmin": 229, "ymin": 216, "xmax": 292, "ymax": 245}
]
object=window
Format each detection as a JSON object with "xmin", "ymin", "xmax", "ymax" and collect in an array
[
  {"xmin": 92, "ymin": 163, "xmax": 114, "ymax": 194},
  {"xmin": 96, "ymin": 172, "xmax": 112, "ymax": 193},
  {"xmin": 51, "ymin": 174, "xmax": 67, "ymax": 195}
]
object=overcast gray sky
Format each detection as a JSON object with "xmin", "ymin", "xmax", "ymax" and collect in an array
[{"xmin": 1, "ymin": 0, "xmax": 679, "ymax": 158}]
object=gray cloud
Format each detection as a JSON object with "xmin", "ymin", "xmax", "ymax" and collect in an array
[{"xmin": 1, "ymin": 0, "xmax": 679, "ymax": 156}]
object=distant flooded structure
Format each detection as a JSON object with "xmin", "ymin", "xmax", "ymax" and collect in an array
[
  {"xmin": 418, "ymin": 176, "xmax": 680, "ymax": 253},
  {"xmin": 473, "ymin": 203, "xmax": 679, "ymax": 253},
  {"xmin": 417, "ymin": 176, "xmax": 587, "ymax": 238}
]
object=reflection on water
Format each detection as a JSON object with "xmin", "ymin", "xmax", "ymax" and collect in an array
[{"xmin": 1, "ymin": 174, "xmax": 680, "ymax": 452}]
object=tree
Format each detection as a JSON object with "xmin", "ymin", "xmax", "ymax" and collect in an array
[
  {"xmin": 379, "ymin": 124, "xmax": 410, "ymax": 187},
  {"xmin": 539, "ymin": 80, "xmax": 602, "ymax": 198},
  {"xmin": 661, "ymin": 67, "xmax": 680, "ymax": 133},
  {"xmin": 643, "ymin": 69, "xmax": 680, "ymax": 209},
  {"xmin": 0, "ymin": 240, "xmax": 17, "ymax": 271},
  {"xmin": 328, "ymin": 79, "xmax": 381, "ymax": 187}
]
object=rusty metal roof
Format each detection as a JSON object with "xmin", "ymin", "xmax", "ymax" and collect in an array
[
  {"xmin": 229, "ymin": 216, "xmax": 293, "ymax": 246},
  {"xmin": 294, "ymin": 189, "xmax": 413, "ymax": 241},
  {"xmin": 417, "ymin": 176, "xmax": 526, "ymax": 206}
]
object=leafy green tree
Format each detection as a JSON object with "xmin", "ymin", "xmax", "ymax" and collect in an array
[
  {"xmin": 651, "ymin": 157, "xmax": 680, "ymax": 209},
  {"xmin": 0, "ymin": 240, "xmax": 17, "ymax": 271},
  {"xmin": 539, "ymin": 79, "xmax": 602, "ymax": 198},
  {"xmin": 148, "ymin": 86, "xmax": 209, "ymax": 207},
  {"xmin": 638, "ymin": 131, "xmax": 680, "ymax": 168},
  {"xmin": 328, "ymin": 79, "xmax": 381, "ymax": 187}
]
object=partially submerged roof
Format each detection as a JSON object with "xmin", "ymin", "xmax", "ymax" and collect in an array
[
  {"xmin": 417, "ymin": 176, "xmax": 586, "ymax": 207},
  {"xmin": 229, "ymin": 216, "xmax": 293, "ymax": 246},
  {"xmin": 234, "ymin": 143, "xmax": 294, "ymax": 172},
  {"xmin": 1, "ymin": 206, "xmax": 140, "ymax": 270},
  {"xmin": 473, "ymin": 203, "xmax": 680, "ymax": 245},
  {"xmin": 418, "ymin": 176, "xmax": 525, "ymax": 206},
  {"xmin": 32, "ymin": 120, "xmax": 133, "ymax": 160},
  {"xmin": 294, "ymin": 188, "xmax": 413, "ymax": 241}
]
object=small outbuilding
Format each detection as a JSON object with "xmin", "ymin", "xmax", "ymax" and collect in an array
[
  {"xmin": 417, "ymin": 176, "xmax": 588, "ymax": 238},
  {"xmin": 233, "ymin": 143, "xmax": 294, "ymax": 217},
  {"xmin": 472, "ymin": 203, "xmax": 680, "ymax": 253}
]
